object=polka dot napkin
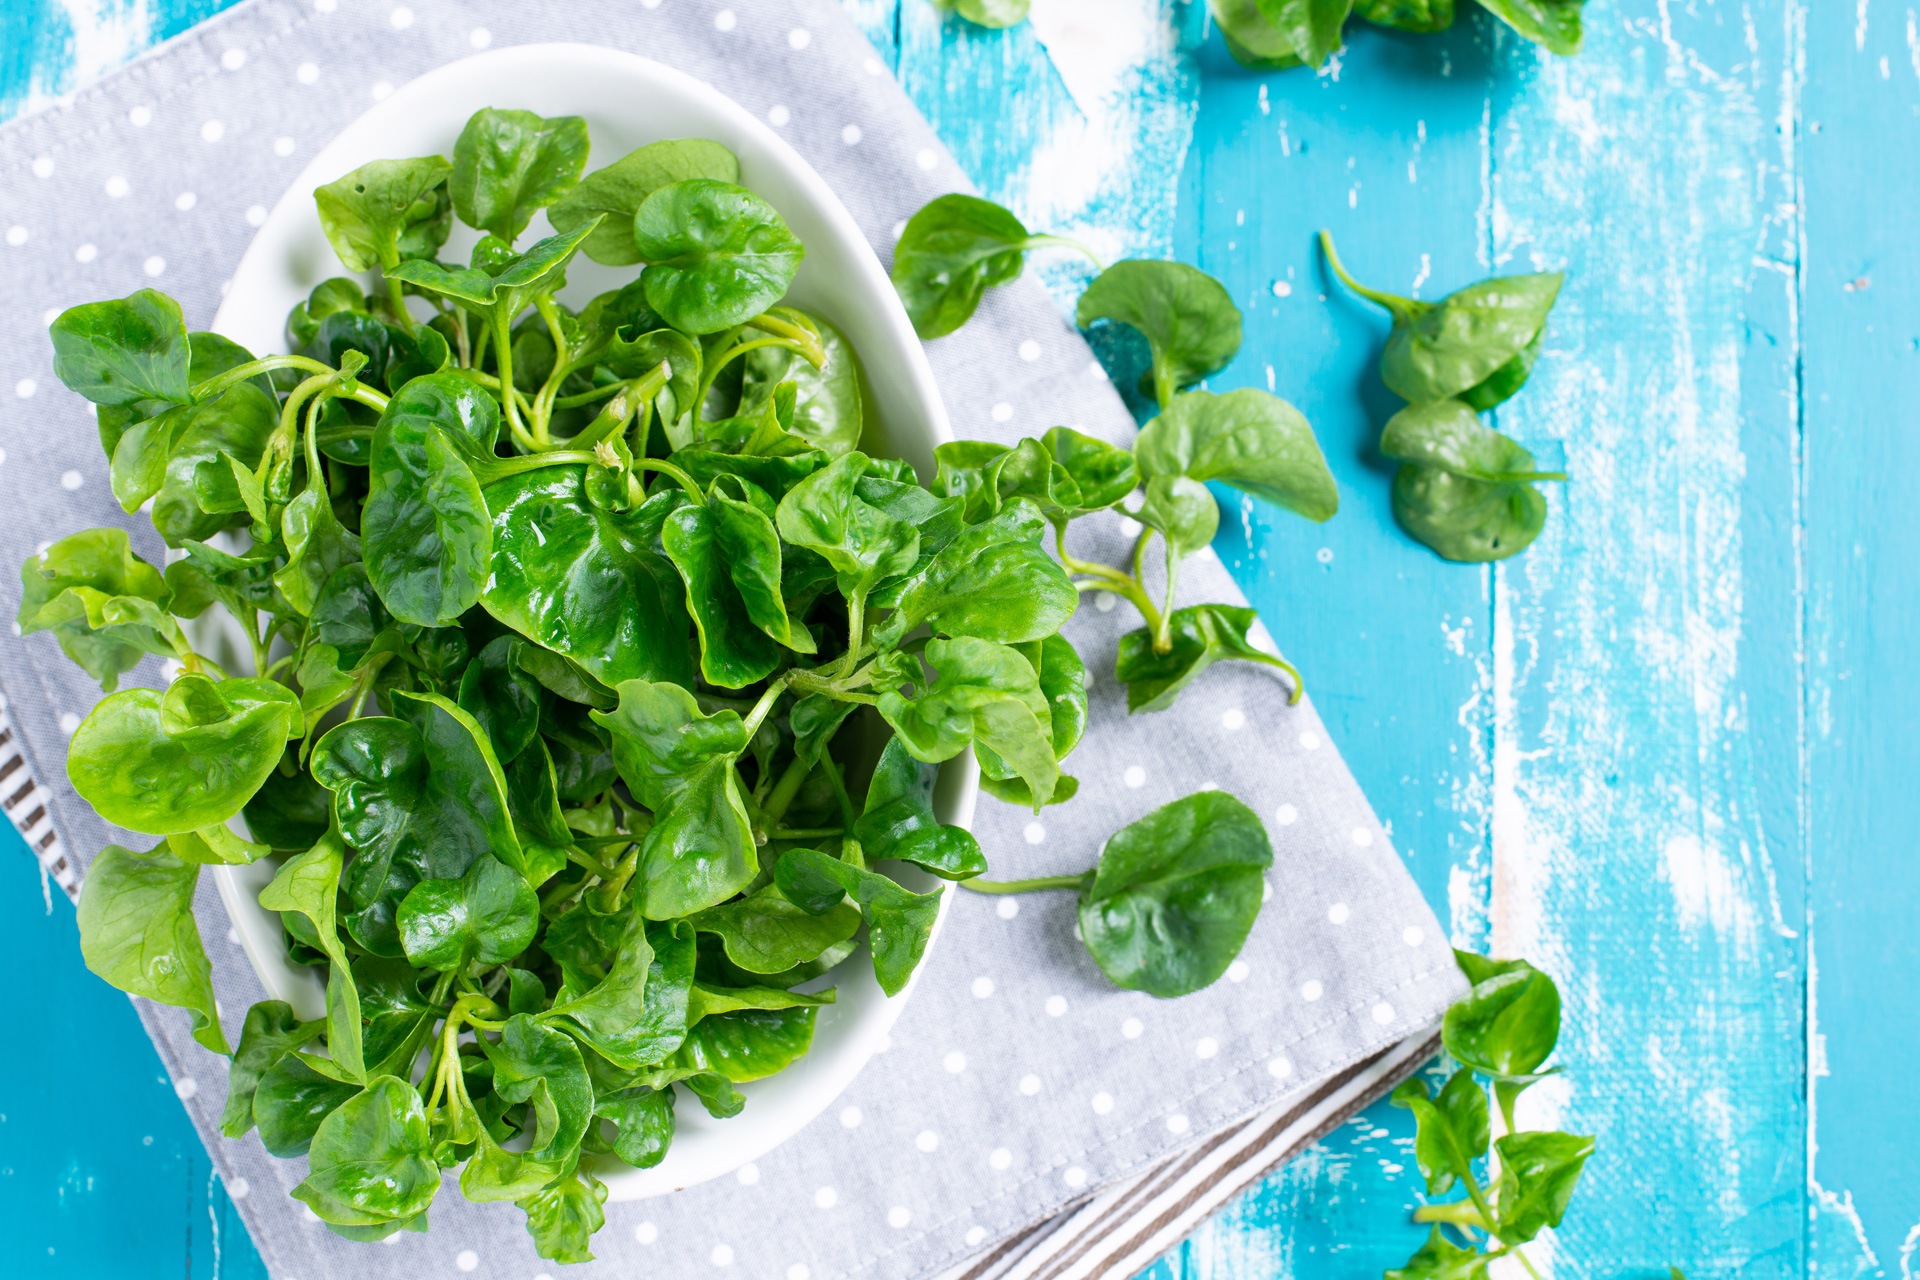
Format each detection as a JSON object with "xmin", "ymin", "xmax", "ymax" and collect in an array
[{"xmin": 0, "ymin": 2, "xmax": 1465, "ymax": 1278}]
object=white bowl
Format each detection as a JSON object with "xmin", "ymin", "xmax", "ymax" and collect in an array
[{"xmin": 206, "ymin": 44, "xmax": 971, "ymax": 1201}]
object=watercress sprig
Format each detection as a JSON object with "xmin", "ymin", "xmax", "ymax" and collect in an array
[{"xmin": 1210, "ymin": 0, "xmax": 1590, "ymax": 70}]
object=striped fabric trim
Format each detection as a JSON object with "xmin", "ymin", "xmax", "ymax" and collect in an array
[
  {"xmin": 936, "ymin": 1030, "xmax": 1443, "ymax": 1280},
  {"xmin": 0, "ymin": 692, "xmax": 77, "ymax": 903}
]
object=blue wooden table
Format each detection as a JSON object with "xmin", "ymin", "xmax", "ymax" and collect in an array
[{"xmin": 1, "ymin": 1, "xmax": 1908, "ymax": 1276}]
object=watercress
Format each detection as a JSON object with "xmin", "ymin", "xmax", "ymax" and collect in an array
[{"xmin": 1207, "ymin": 0, "xmax": 1589, "ymax": 69}]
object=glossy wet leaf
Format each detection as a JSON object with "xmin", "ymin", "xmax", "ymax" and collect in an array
[
  {"xmin": 221, "ymin": 1000, "xmax": 323, "ymax": 1138},
  {"xmin": 879, "ymin": 635, "xmax": 1058, "ymax": 808},
  {"xmin": 519, "ymin": 1167, "xmax": 608, "ymax": 1264},
  {"xmin": 276, "ymin": 480, "xmax": 362, "ymax": 618},
  {"xmin": 451, "ymin": 108, "xmax": 590, "ymax": 243},
  {"xmin": 260, "ymin": 828, "xmax": 366, "ymax": 1082},
  {"xmin": 458, "ymin": 635, "xmax": 544, "ymax": 764},
  {"xmin": 873, "ymin": 499, "xmax": 1073, "ymax": 649},
  {"xmin": 1212, "ymin": 0, "xmax": 1309, "ymax": 66},
  {"xmin": 1137, "ymin": 475, "xmax": 1220, "ymax": 562},
  {"xmin": 1078, "ymin": 790, "xmax": 1272, "ymax": 997},
  {"xmin": 546, "ymin": 918, "xmax": 695, "ymax": 1069},
  {"xmin": 1385, "ymin": 1228, "xmax": 1492, "ymax": 1280},
  {"xmin": 633, "ymin": 179, "xmax": 805, "ymax": 334},
  {"xmin": 315, "ymin": 156, "xmax": 453, "ymax": 272},
  {"xmin": 255, "ymin": 1053, "xmax": 360, "ymax": 1158},
  {"xmin": 775, "ymin": 452, "xmax": 919, "ymax": 597},
  {"xmin": 398, "ymin": 854, "xmax": 538, "ymax": 971},
  {"xmin": 892, "ymin": 193, "xmax": 1057, "ymax": 339},
  {"xmin": 689, "ymin": 881, "xmax": 864, "ymax": 973},
  {"xmin": 740, "ymin": 313, "xmax": 864, "ymax": 458},
  {"xmin": 975, "ymin": 633, "xmax": 1089, "ymax": 807},
  {"xmin": 388, "ymin": 222, "xmax": 596, "ymax": 328},
  {"xmin": 16, "ymin": 528, "xmax": 179, "ymax": 691},
  {"xmin": 1134, "ymin": 389, "xmax": 1337, "ymax": 521},
  {"xmin": 69, "ymin": 674, "xmax": 299, "ymax": 834},
  {"xmin": 1077, "ymin": 259, "xmax": 1243, "ymax": 403},
  {"xmin": 76, "ymin": 842, "xmax": 228, "ymax": 1053},
  {"xmin": 592, "ymin": 678, "xmax": 748, "ymax": 811},
  {"xmin": 153, "ymin": 383, "xmax": 279, "ymax": 546},
  {"xmin": 638, "ymin": 756, "xmax": 757, "ymax": 919},
  {"xmin": 678, "ymin": 1005, "xmax": 819, "ymax": 1082},
  {"xmin": 1478, "ymin": 0, "xmax": 1584, "ymax": 54},
  {"xmin": 1382, "ymin": 399, "xmax": 1560, "ymax": 562},
  {"xmin": 1494, "ymin": 1130, "xmax": 1594, "ymax": 1243},
  {"xmin": 1390, "ymin": 1067, "xmax": 1489, "ymax": 1194},
  {"xmin": 1114, "ymin": 604, "xmax": 1292, "ymax": 714},
  {"xmin": 241, "ymin": 761, "xmax": 334, "ymax": 849},
  {"xmin": 597, "ymin": 1087, "xmax": 674, "ymax": 1168},
  {"xmin": 552, "ymin": 138, "xmax": 740, "ymax": 266},
  {"xmin": 292, "ymin": 1075, "xmax": 439, "ymax": 1226},
  {"xmin": 1445, "ymin": 951, "xmax": 1562, "ymax": 1077},
  {"xmin": 661, "ymin": 499, "xmax": 783, "ymax": 688},
  {"xmin": 50, "ymin": 289, "xmax": 192, "ymax": 409},
  {"xmin": 775, "ymin": 851, "xmax": 942, "ymax": 996},
  {"xmin": 485, "ymin": 1013, "xmax": 594, "ymax": 1160},
  {"xmin": 854, "ymin": 734, "xmax": 985, "ymax": 879}
]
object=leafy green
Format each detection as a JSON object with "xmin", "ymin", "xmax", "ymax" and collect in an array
[
  {"xmin": 450, "ymin": 108, "xmax": 591, "ymax": 243},
  {"xmin": 315, "ymin": 156, "xmax": 453, "ymax": 272},
  {"xmin": 633, "ymin": 180, "xmax": 805, "ymax": 334},
  {"xmin": 1380, "ymin": 399, "xmax": 1562, "ymax": 563},
  {"xmin": 552, "ymin": 139, "xmax": 740, "ymax": 267},
  {"xmin": 891, "ymin": 193, "xmax": 1097, "ymax": 338},
  {"xmin": 775, "ymin": 850, "xmax": 943, "ymax": 996},
  {"xmin": 1077, "ymin": 260, "xmax": 1243, "ymax": 406},
  {"xmin": 76, "ymin": 842, "xmax": 229, "ymax": 1053}
]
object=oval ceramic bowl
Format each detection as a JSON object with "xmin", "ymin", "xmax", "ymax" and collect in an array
[{"xmin": 202, "ymin": 43, "xmax": 971, "ymax": 1201}]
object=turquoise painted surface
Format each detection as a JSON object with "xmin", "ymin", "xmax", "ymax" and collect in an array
[{"xmin": 0, "ymin": 0, "xmax": 1911, "ymax": 1277}]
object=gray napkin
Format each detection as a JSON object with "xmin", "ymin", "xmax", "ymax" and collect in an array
[{"xmin": 0, "ymin": 2, "xmax": 1464, "ymax": 1277}]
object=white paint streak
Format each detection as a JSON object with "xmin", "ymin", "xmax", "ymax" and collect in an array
[
  {"xmin": 1859, "ymin": 0, "xmax": 1872, "ymax": 50},
  {"xmin": 26, "ymin": 0, "xmax": 154, "ymax": 113}
]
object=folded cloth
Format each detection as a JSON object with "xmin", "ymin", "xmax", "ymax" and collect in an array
[{"xmin": 0, "ymin": 1, "xmax": 1466, "ymax": 1277}]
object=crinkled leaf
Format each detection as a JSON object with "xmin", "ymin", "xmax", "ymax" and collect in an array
[
  {"xmin": 552, "ymin": 138, "xmax": 740, "ymax": 266},
  {"xmin": 878, "ymin": 636, "xmax": 1058, "ymax": 809},
  {"xmin": 315, "ymin": 156, "xmax": 453, "ymax": 272},
  {"xmin": 854, "ymin": 734, "xmax": 985, "ymax": 879},
  {"xmin": 1135, "ymin": 389, "xmax": 1337, "ymax": 522},
  {"xmin": 633, "ymin": 179, "xmax": 805, "ymax": 335},
  {"xmin": 688, "ymin": 882, "xmax": 863, "ymax": 974},
  {"xmin": 450, "ymin": 108, "xmax": 590, "ymax": 243},
  {"xmin": 291, "ymin": 1076, "xmax": 438, "ymax": 1227},
  {"xmin": 397, "ymin": 854, "xmax": 538, "ymax": 972},
  {"xmin": 774, "ymin": 850, "xmax": 943, "ymax": 996},
  {"xmin": 221, "ymin": 1000, "xmax": 323, "ymax": 1138},
  {"xmin": 1493, "ymin": 1130, "xmax": 1594, "ymax": 1243},
  {"xmin": 76, "ymin": 842, "xmax": 229, "ymax": 1053},
  {"xmin": 1077, "ymin": 259, "xmax": 1243, "ymax": 403}
]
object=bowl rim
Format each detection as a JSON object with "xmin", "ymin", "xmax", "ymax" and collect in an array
[{"xmin": 202, "ymin": 42, "xmax": 972, "ymax": 1202}]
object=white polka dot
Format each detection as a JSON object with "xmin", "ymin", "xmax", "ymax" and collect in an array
[
  {"xmin": 314, "ymin": 0, "xmax": 336, "ymax": 11},
  {"xmin": 865, "ymin": 56, "xmax": 886, "ymax": 74},
  {"xmin": 174, "ymin": 1078, "xmax": 198, "ymax": 1100},
  {"xmin": 104, "ymin": 175, "xmax": 129, "ymax": 198},
  {"xmin": 1268, "ymin": 1057, "xmax": 1293, "ymax": 1079},
  {"xmin": 1018, "ymin": 1074, "xmax": 1041, "ymax": 1096},
  {"xmin": 711, "ymin": 1244, "xmax": 734, "ymax": 1266},
  {"xmin": 1222, "ymin": 708, "xmax": 1246, "ymax": 731},
  {"xmin": 454, "ymin": 1251, "xmax": 477, "ymax": 1272},
  {"xmin": 5, "ymin": 226, "xmax": 25, "ymax": 246},
  {"xmin": 1165, "ymin": 1114, "xmax": 1189, "ymax": 1135},
  {"xmin": 370, "ymin": 81, "xmax": 393, "ymax": 100},
  {"xmin": 1117, "ymin": 516, "xmax": 1144, "ymax": 538},
  {"xmin": 1018, "ymin": 339, "xmax": 1042, "ymax": 361},
  {"xmin": 788, "ymin": 1267, "xmax": 811, "ymax": 1280},
  {"xmin": 1023, "ymin": 822, "xmax": 1045, "ymax": 845},
  {"xmin": 1094, "ymin": 591, "xmax": 1118, "ymax": 612},
  {"xmin": 128, "ymin": 105, "xmax": 152, "ymax": 127},
  {"xmin": 32, "ymin": 156, "xmax": 53, "ymax": 178},
  {"xmin": 1044, "ymin": 995, "xmax": 1068, "ymax": 1017},
  {"xmin": 1298, "ymin": 731, "xmax": 1322, "ymax": 750},
  {"xmin": 1301, "ymin": 980, "xmax": 1324, "ymax": 1001},
  {"xmin": 1262, "ymin": 877, "xmax": 1273, "ymax": 902},
  {"xmin": 1328, "ymin": 903, "xmax": 1350, "ymax": 925},
  {"xmin": 944, "ymin": 1051, "xmax": 967, "ymax": 1073},
  {"xmin": 221, "ymin": 48, "xmax": 247, "ymax": 70},
  {"xmin": 841, "ymin": 124, "xmax": 864, "ymax": 145},
  {"xmin": 200, "ymin": 120, "xmax": 224, "ymax": 142},
  {"xmin": 814, "ymin": 1186, "xmax": 837, "ymax": 1209},
  {"xmin": 1272, "ymin": 804, "xmax": 1298, "ymax": 827},
  {"xmin": 1091, "ymin": 1092, "xmax": 1113, "ymax": 1115},
  {"xmin": 225, "ymin": 1176, "xmax": 249, "ymax": 1199},
  {"xmin": 1227, "ymin": 960, "xmax": 1250, "ymax": 983},
  {"xmin": 789, "ymin": 27, "xmax": 812, "ymax": 48},
  {"xmin": 1272, "ymin": 280, "xmax": 1293, "ymax": 297},
  {"xmin": 389, "ymin": 6, "xmax": 413, "ymax": 28},
  {"xmin": 60, "ymin": 469, "xmax": 83, "ymax": 490},
  {"xmin": 715, "ymin": 9, "xmax": 737, "ymax": 31},
  {"xmin": 143, "ymin": 256, "xmax": 166, "ymax": 277},
  {"xmin": 59, "ymin": 712, "xmax": 79, "ymax": 735},
  {"xmin": 15, "ymin": 379, "xmax": 35, "ymax": 398},
  {"xmin": 246, "ymin": 205, "xmax": 268, "ymax": 226},
  {"xmin": 1063, "ymin": 1167, "xmax": 1087, "ymax": 1189},
  {"xmin": 989, "ymin": 1147, "xmax": 1013, "ymax": 1170},
  {"xmin": 990, "ymin": 401, "xmax": 1013, "ymax": 422},
  {"xmin": 1121, "ymin": 1017, "xmax": 1143, "ymax": 1039},
  {"xmin": 965, "ymin": 1227, "xmax": 987, "ymax": 1247},
  {"xmin": 915, "ymin": 148, "xmax": 939, "ymax": 171},
  {"xmin": 75, "ymin": 243, "xmax": 97, "ymax": 263},
  {"xmin": 1316, "ymin": 546, "xmax": 1334, "ymax": 564},
  {"xmin": 641, "ymin": 0, "xmax": 661, "ymax": 7},
  {"xmin": 40, "ymin": 307, "xmax": 56, "ymax": 325},
  {"xmin": 1195, "ymin": 1037, "xmax": 1218, "ymax": 1059},
  {"xmin": 1404, "ymin": 926, "xmax": 1426, "ymax": 947},
  {"xmin": 1373, "ymin": 1002, "xmax": 1396, "ymax": 1024},
  {"xmin": 1123, "ymin": 765, "xmax": 1146, "ymax": 788},
  {"xmin": 736, "ymin": 1162, "xmax": 760, "ymax": 1185},
  {"xmin": 840, "ymin": 1106, "xmax": 862, "ymax": 1129},
  {"xmin": 273, "ymin": 137, "xmax": 294, "ymax": 157},
  {"xmin": 916, "ymin": 1129, "xmax": 939, "ymax": 1152},
  {"xmin": 469, "ymin": 27, "xmax": 492, "ymax": 48},
  {"xmin": 296, "ymin": 62, "xmax": 319, "ymax": 84},
  {"xmin": 995, "ymin": 897, "xmax": 1019, "ymax": 919},
  {"xmin": 1198, "ymin": 781, "xmax": 1218, "ymax": 791},
  {"xmin": 769, "ymin": 105, "xmax": 791, "ymax": 127},
  {"xmin": 970, "ymin": 975, "xmax": 996, "ymax": 1000},
  {"xmin": 1351, "ymin": 827, "xmax": 1374, "ymax": 847},
  {"xmin": 634, "ymin": 1222, "xmax": 658, "ymax": 1244},
  {"xmin": 175, "ymin": 192, "xmax": 197, "ymax": 211}
]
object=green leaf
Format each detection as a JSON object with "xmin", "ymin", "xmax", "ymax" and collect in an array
[
  {"xmin": 1137, "ymin": 475, "xmax": 1220, "ymax": 563},
  {"xmin": 389, "ymin": 222, "xmax": 597, "ymax": 327},
  {"xmin": 931, "ymin": 0, "xmax": 1032, "ymax": 26},
  {"xmin": 687, "ymin": 980, "xmax": 834, "ymax": 1024},
  {"xmin": 597, "ymin": 1087, "xmax": 674, "ymax": 1168},
  {"xmin": 1476, "ymin": 0, "xmax": 1584, "ymax": 54},
  {"xmin": 633, "ymin": 179, "xmax": 806, "ymax": 334},
  {"xmin": 1077, "ymin": 789, "xmax": 1272, "ymax": 997},
  {"xmin": 687, "ymin": 882, "xmax": 864, "ymax": 973},
  {"xmin": 546, "ymin": 918, "xmax": 695, "ymax": 1069},
  {"xmin": 1252, "ymin": 0, "xmax": 1354, "ymax": 67},
  {"xmin": 1493, "ymin": 1129, "xmax": 1594, "ymax": 1243},
  {"xmin": 775, "ymin": 850, "xmax": 943, "ymax": 996},
  {"xmin": 482, "ymin": 472, "xmax": 696, "ymax": 691},
  {"xmin": 878, "ymin": 635, "xmax": 1059, "ymax": 808},
  {"xmin": 891, "ymin": 194, "xmax": 1055, "ymax": 339},
  {"xmin": 165, "ymin": 823, "xmax": 270, "ymax": 866},
  {"xmin": 259, "ymin": 828, "xmax": 366, "ymax": 1082},
  {"xmin": 873, "ymin": 499, "xmax": 1076, "ymax": 651},
  {"xmin": 1384, "ymin": 1227, "xmax": 1492, "ymax": 1280},
  {"xmin": 1356, "ymin": 0, "xmax": 1455, "ymax": 27},
  {"xmin": 1134, "ymin": 389, "xmax": 1337, "ymax": 522},
  {"xmin": 1382, "ymin": 400, "xmax": 1559, "ymax": 563},
  {"xmin": 682, "ymin": 1071, "xmax": 746, "ymax": 1117},
  {"xmin": 291, "ymin": 1076, "xmax": 439, "ymax": 1227},
  {"xmin": 254, "ymin": 1053, "xmax": 361, "ymax": 1157},
  {"xmin": 69, "ymin": 674, "xmax": 299, "ymax": 834},
  {"xmin": 678, "ymin": 1005, "xmax": 819, "ymax": 1082},
  {"xmin": 638, "ymin": 756, "xmax": 758, "ymax": 919},
  {"xmin": 220, "ymin": 1000, "xmax": 323, "ymax": 1138},
  {"xmin": 854, "ymin": 734, "xmax": 986, "ymax": 879},
  {"xmin": 485, "ymin": 1013, "xmax": 594, "ymax": 1161},
  {"xmin": 551, "ymin": 138, "xmax": 740, "ymax": 266},
  {"xmin": 314, "ymin": 156, "xmax": 453, "ymax": 272},
  {"xmin": 450, "ymin": 108, "xmax": 590, "ymax": 243},
  {"xmin": 518, "ymin": 1167, "xmax": 608, "ymax": 1264},
  {"xmin": 362, "ymin": 372, "xmax": 497, "ymax": 626},
  {"xmin": 76, "ymin": 842, "xmax": 229, "ymax": 1053},
  {"xmin": 152, "ymin": 383, "xmax": 279, "ymax": 546},
  {"xmin": 1114, "ymin": 603, "xmax": 1286, "ymax": 714},
  {"xmin": 1210, "ymin": 0, "xmax": 1310, "ymax": 66},
  {"xmin": 740, "ymin": 313, "xmax": 864, "ymax": 458},
  {"xmin": 275, "ymin": 480, "xmax": 362, "ymax": 617},
  {"xmin": 457, "ymin": 635, "xmax": 545, "ymax": 764},
  {"xmin": 775, "ymin": 452, "xmax": 920, "ymax": 596},
  {"xmin": 16, "ymin": 528, "xmax": 181, "ymax": 692},
  {"xmin": 1390, "ymin": 1067, "xmax": 1489, "ymax": 1194},
  {"xmin": 974, "ymin": 633, "xmax": 1089, "ymax": 807},
  {"xmin": 660, "ymin": 498, "xmax": 783, "ymax": 689},
  {"xmin": 397, "ymin": 854, "xmax": 538, "ymax": 972},
  {"xmin": 592, "ymin": 678, "xmax": 748, "ymax": 811},
  {"xmin": 1445, "ymin": 951, "xmax": 1562, "ymax": 1077},
  {"xmin": 1077, "ymin": 260, "xmax": 1243, "ymax": 404},
  {"xmin": 50, "ymin": 289, "xmax": 192, "ymax": 409}
]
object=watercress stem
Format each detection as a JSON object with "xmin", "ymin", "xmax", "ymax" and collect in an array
[
  {"xmin": 385, "ymin": 276, "xmax": 417, "ymax": 337},
  {"xmin": 1318, "ymin": 229, "xmax": 1421, "ymax": 318},
  {"xmin": 837, "ymin": 592, "xmax": 868, "ymax": 680},
  {"xmin": 741, "ymin": 676, "xmax": 791, "ymax": 740},
  {"xmin": 760, "ymin": 755, "xmax": 814, "ymax": 829},
  {"xmin": 637, "ymin": 457, "xmax": 703, "ymax": 498},
  {"xmin": 958, "ymin": 872, "xmax": 1091, "ymax": 894},
  {"xmin": 492, "ymin": 314, "xmax": 530, "ymax": 448},
  {"xmin": 1026, "ymin": 233, "xmax": 1107, "ymax": 273},
  {"xmin": 189, "ymin": 354, "xmax": 335, "ymax": 401},
  {"xmin": 770, "ymin": 827, "xmax": 843, "ymax": 840}
]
